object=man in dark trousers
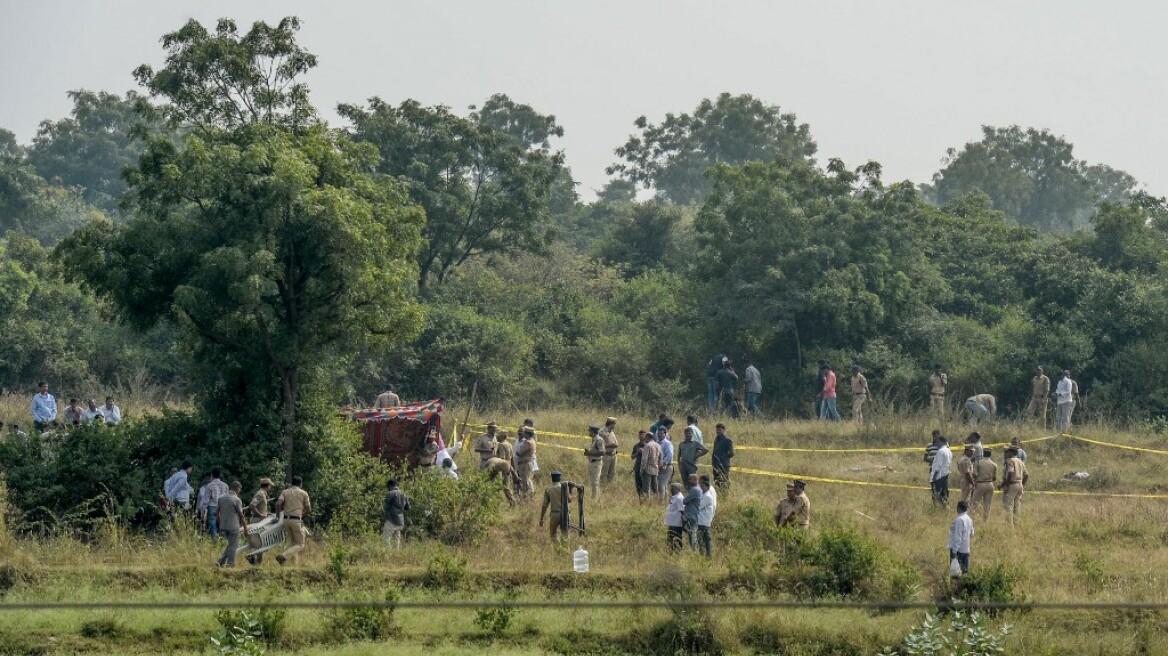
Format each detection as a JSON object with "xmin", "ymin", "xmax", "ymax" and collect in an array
[
  {"xmin": 677, "ymin": 427, "xmax": 709, "ymax": 484},
  {"xmin": 711, "ymin": 423, "xmax": 735, "ymax": 490},
  {"xmin": 683, "ymin": 474, "xmax": 703, "ymax": 550},
  {"xmin": 382, "ymin": 479, "xmax": 410, "ymax": 550}
]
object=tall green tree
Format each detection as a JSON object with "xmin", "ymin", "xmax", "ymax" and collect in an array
[
  {"xmin": 608, "ymin": 92, "xmax": 817, "ymax": 205},
  {"xmin": 929, "ymin": 125, "xmax": 1139, "ymax": 233},
  {"xmin": 339, "ymin": 94, "xmax": 565, "ymax": 287},
  {"xmin": 0, "ymin": 131, "xmax": 99, "ymax": 245},
  {"xmin": 57, "ymin": 17, "xmax": 424, "ymax": 471},
  {"xmin": 26, "ymin": 91, "xmax": 154, "ymax": 213}
]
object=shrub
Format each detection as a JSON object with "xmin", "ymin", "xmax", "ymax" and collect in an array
[
  {"xmin": 877, "ymin": 611, "xmax": 1011, "ymax": 656},
  {"xmin": 424, "ymin": 546, "xmax": 469, "ymax": 590},
  {"xmin": 473, "ymin": 595, "xmax": 518, "ymax": 637},
  {"xmin": 403, "ymin": 468, "xmax": 502, "ymax": 545},
  {"xmin": 215, "ymin": 607, "xmax": 286, "ymax": 647},
  {"xmin": 1073, "ymin": 552, "xmax": 1108, "ymax": 593},
  {"xmin": 953, "ymin": 563, "xmax": 1027, "ymax": 616},
  {"xmin": 210, "ymin": 612, "xmax": 266, "ymax": 656},
  {"xmin": 80, "ymin": 616, "xmax": 125, "ymax": 639},
  {"xmin": 326, "ymin": 544, "xmax": 353, "ymax": 587},
  {"xmin": 628, "ymin": 613, "xmax": 726, "ymax": 656},
  {"xmin": 804, "ymin": 526, "xmax": 880, "ymax": 597},
  {"xmin": 544, "ymin": 628, "xmax": 627, "ymax": 656},
  {"xmin": 328, "ymin": 587, "xmax": 400, "ymax": 642}
]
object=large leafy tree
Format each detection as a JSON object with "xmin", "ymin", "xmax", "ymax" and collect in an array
[
  {"xmin": 929, "ymin": 125, "xmax": 1139, "ymax": 233},
  {"xmin": 339, "ymin": 94, "xmax": 564, "ymax": 287},
  {"xmin": 0, "ymin": 129, "xmax": 99, "ymax": 245},
  {"xmin": 608, "ymin": 92, "xmax": 817, "ymax": 205},
  {"xmin": 57, "ymin": 17, "xmax": 424, "ymax": 471},
  {"xmin": 26, "ymin": 90, "xmax": 155, "ymax": 213}
]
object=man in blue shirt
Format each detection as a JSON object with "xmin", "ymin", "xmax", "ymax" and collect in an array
[
  {"xmin": 31, "ymin": 382, "xmax": 57, "ymax": 433},
  {"xmin": 657, "ymin": 427, "xmax": 675, "ymax": 499},
  {"xmin": 683, "ymin": 474, "xmax": 703, "ymax": 550},
  {"xmin": 165, "ymin": 461, "xmax": 194, "ymax": 511}
]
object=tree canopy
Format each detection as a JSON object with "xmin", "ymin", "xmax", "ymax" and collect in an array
[
  {"xmin": 339, "ymin": 94, "xmax": 565, "ymax": 287},
  {"xmin": 928, "ymin": 125, "xmax": 1139, "ymax": 233},
  {"xmin": 608, "ymin": 92, "xmax": 817, "ymax": 205}
]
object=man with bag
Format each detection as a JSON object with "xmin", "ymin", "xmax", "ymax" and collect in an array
[{"xmin": 948, "ymin": 500, "xmax": 974, "ymax": 576}]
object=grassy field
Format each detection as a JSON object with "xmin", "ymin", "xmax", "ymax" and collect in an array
[{"xmin": 3, "ymin": 407, "xmax": 1168, "ymax": 654}]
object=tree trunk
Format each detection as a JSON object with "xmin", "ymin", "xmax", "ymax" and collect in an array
[{"xmin": 281, "ymin": 366, "xmax": 299, "ymax": 479}]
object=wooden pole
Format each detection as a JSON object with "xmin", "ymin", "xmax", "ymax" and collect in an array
[{"xmin": 459, "ymin": 381, "xmax": 478, "ymax": 449}]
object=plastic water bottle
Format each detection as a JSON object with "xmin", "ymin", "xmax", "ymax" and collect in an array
[{"xmin": 572, "ymin": 546, "xmax": 589, "ymax": 573}]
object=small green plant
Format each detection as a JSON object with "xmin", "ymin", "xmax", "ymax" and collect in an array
[
  {"xmin": 877, "ymin": 611, "xmax": 1011, "ymax": 656},
  {"xmin": 210, "ymin": 612, "xmax": 266, "ymax": 656},
  {"xmin": 473, "ymin": 598, "xmax": 517, "ymax": 637},
  {"xmin": 1145, "ymin": 416, "xmax": 1168, "ymax": 435},
  {"xmin": 424, "ymin": 546, "xmax": 469, "ymax": 590},
  {"xmin": 328, "ymin": 587, "xmax": 400, "ymax": 642},
  {"xmin": 215, "ymin": 607, "xmax": 286, "ymax": 647},
  {"xmin": 80, "ymin": 616, "xmax": 125, "ymax": 639},
  {"xmin": 326, "ymin": 544, "xmax": 353, "ymax": 587},
  {"xmin": 805, "ymin": 526, "xmax": 879, "ymax": 597},
  {"xmin": 1073, "ymin": 552, "xmax": 1108, "ymax": 593},
  {"xmin": 953, "ymin": 563, "xmax": 1027, "ymax": 616}
]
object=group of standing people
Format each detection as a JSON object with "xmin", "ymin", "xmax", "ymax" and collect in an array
[
  {"xmin": 23, "ymin": 382, "xmax": 122, "ymax": 433},
  {"xmin": 705, "ymin": 353, "xmax": 763, "ymax": 417}
]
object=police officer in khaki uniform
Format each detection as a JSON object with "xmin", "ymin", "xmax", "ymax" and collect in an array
[
  {"xmin": 970, "ymin": 448, "xmax": 997, "ymax": 521},
  {"xmin": 583, "ymin": 425, "xmax": 605, "ymax": 500},
  {"xmin": 599, "ymin": 417, "xmax": 619, "ymax": 484},
  {"xmin": 486, "ymin": 457, "xmax": 517, "ymax": 507},
  {"xmin": 473, "ymin": 422, "xmax": 499, "ymax": 471},
  {"xmin": 956, "ymin": 446, "xmax": 975, "ymax": 504},
  {"xmin": 274, "ymin": 476, "xmax": 311, "ymax": 566},
  {"xmin": 494, "ymin": 430, "xmax": 514, "ymax": 463},
  {"xmin": 997, "ymin": 446, "xmax": 1028, "ymax": 527},
  {"xmin": 775, "ymin": 482, "xmax": 810, "ymax": 530},
  {"xmin": 1025, "ymin": 366, "xmax": 1051, "ymax": 425},
  {"xmin": 515, "ymin": 426, "xmax": 536, "ymax": 498},
  {"xmin": 539, "ymin": 471, "xmax": 570, "ymax": 542},
  {"xmin": 850, "ymin": 365, "xmax": 870, "ymax": 425},
  {"xmin": 248, "ymin": 478, "xmax": 272, "ymax": 523},
  {"xmin": 928, "ymin": 365, "xmax": 947, "ymax": 416}
]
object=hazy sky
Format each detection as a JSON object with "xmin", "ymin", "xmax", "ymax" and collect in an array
[{"xmin": 2, "ymin": 1, "xmax": 1165, "ymax": 200}]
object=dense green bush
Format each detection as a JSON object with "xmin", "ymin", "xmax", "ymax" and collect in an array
[
  {"xmin": 400, "ymin": 467, "xmax": 503, "ymax": 546},
  {"xmin": 327, "ymin": 587, "xmax": 400, "ymax": 642},
  {"xmin": 953, "ymin": 563, "xmax": 1027, "ymax": 616}
]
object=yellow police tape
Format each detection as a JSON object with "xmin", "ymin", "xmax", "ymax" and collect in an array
[
  {"xmin": 523, "ymin": 432, "xmax": 1168, "ymax": 500},
  {"xmin": 1060, "ymin": 433, "xmax": 1168, "ymax": 455},
  {"xmin": 464, "ymin": 422, "xmax": 1061, "ymax": 453}
]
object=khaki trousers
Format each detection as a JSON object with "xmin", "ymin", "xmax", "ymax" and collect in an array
[
  {"xmin": 853, "ymin": 395, "xmax": 866, "ymax": 424},
  {"xmin": 1002, "ymin": 484, "xmax": 1024, "ymax": 525},
  {"xmin": 930, "ymin": 394, "xmax": 945, "ymax": 415},
  {"xmin": 959, "ymin": 482, "xmax": 973, "ymax": 504},
  {"xmin": 517, "ymin": 461, "xmax": 534, "ymax": 497},
  {"xmin": 1026, "ymin": 396, "xmax": 1048, "ymax": 422},
  {"xmin": 587, "ymin": 459, "xmax": 603, "ymax": 499},
  {"xmin": 971, "ymin": 482, "xmax": 994, "ymax": 521},
  {"xmin": 281, "ymin": 519, "xmax": 306, "ymax": 561},
  {"xmin": 602, "ymin": 454, "xmax": 617, "ymax": 483}
]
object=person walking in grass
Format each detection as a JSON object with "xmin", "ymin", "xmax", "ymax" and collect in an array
[
  {"xmin": 948, "ymin": 500, "xmax": 974, "ymax": 575},
  {"xmin": 215, "ymin": 481, "xmax": 248, "ymax": 568},
  {"xmin": 382, "ymin": 479, "xmax": 410, "ymax": 550},
  {"xmin": 998, "ymin": 446, "xmax": 1029, "ymax": 527},
  {"xmin": 683, "ymin": 474, "xmax": 702, "ymax": 550},
  {"xmin": 664, "ymin": 483, "xmax": 685, "ymax": 552},
  {"xmin": 929, "ymin": 435, "xmax": 953, "ymax": 507},
  {"xmin": 677, "ymin": 427, "xmax": 709, "ymax": 485},
  {"xmin": 819, "ymin": 363, "xmax": 841, "ymax": 421},
  {"xmin": 696, "ymin": 475, "xmax": 717, "ymax": 557},
  {"xmin": 275, "ymin": 476, "xmax": 311, "ymax": 566},
  {"xmin": 850, "ymin": 365, "xmax": 870, "ymax": 425},
  {"xmin": 970, "ymin": 449, "xmax": 997, "ymax": 522},
  {"xmin": 711, "ymin": 423, "xmax": 735, "ymax": 490}
]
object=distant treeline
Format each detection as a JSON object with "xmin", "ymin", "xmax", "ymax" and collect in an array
[{"xmin": 1, "ymin": 18, "xmax": 1165, "ymax": 423}]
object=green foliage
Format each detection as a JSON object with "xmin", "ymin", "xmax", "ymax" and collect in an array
[
  {"xmin": 26, "ymin": 90, "xmax": 154, "ymax": 213},
  {"xmin": 929, "ymin": 125, "xmax": 1137, "ymax": 233},
  {"xmin": 877, "ymin": 611, "xmax": 1011, "ymax": 656},
  {"xmin": 326, "ymin": 544, "xmax": 353, "ymax": 587},
  {"xmin": 0, "ymin": 144, "xmax": 101, "ymax": 244},
  {"xmin": 399, "ymin": 468, "xmax": 502, "ymax": 545},
  {"xmin": 953, "ymin": 563, "xmax": 1027, "ymax": 615},
  {"xmin": 79, "ymin": 616, "xmax": 125, "ymax": 639},
  {"xmin": 327, "ymin": 587, "xmax": 399, "ymax": 642},
  {"xmin": 215, "ymin": 607, "xmax": 286, "ymax": 647},
  {"xmin": 473, "ymin": 594, "xmax": 518, "ymax": 636},
  {"xmin": 210, "ymin": 612, "xmax": 266, "ymax": 656},
  {"xmin": 302, "ymin": 415, "xmax": 391, "ymax": 534},
  {"xmin": 1072, "ymin": 552, "xmax": 1109, "ymax": 593},
  {"xmin": 423, "ymin": 546, "xmax": 469, "ymax": 590},
  {"xmin": 609, "ymin": 92, "xmax": 816, "ymax": 205},
  {"xmin": 340, "ymin": 93, "xmax": 564, "ymax": 287},
  {"xmin": 803, "ymin": 526, "xmax": 881, "ymax": 597}
]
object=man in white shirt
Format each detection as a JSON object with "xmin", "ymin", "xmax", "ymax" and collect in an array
[
  {"xmin": 696, "ymin": 475, "xmax": 717, "ymax": 557},
  {"xmin": 1055, "ymin": 370, "xmax": 1077, "ymax": 432},
  {"xmin": 435, "ymin": 440, "xmax": 461, "ymax": 479},
  {"xmin": 948, "ymin": 500, "xmax": 974, "ymax": 575},
  {"xmin": 685, "ymin": 416, "xmax": 704, "ymax": 446},
  {"xmin": 743, "ymin": 360, "xmax": 762, "ymax": 416},
  {"xmin": 84, "ymin": 400, "xmax": 103, "ymax": 424},
  {"xmin": 101, "ymin": 397, "xmax": 122, "ymax": 425},
  {"xmin": 929, "ymin": 435, "xmax": 953, "ymax": 507}
]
